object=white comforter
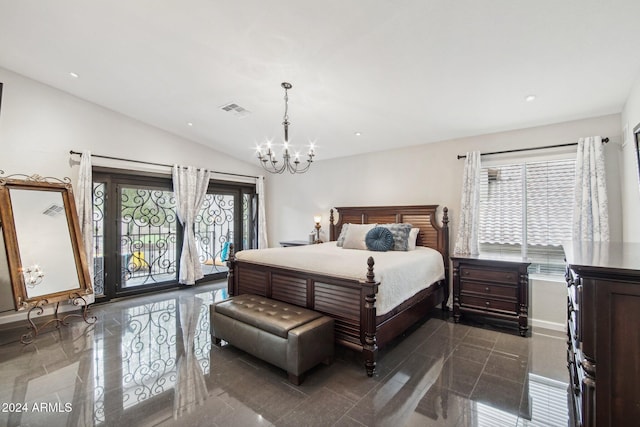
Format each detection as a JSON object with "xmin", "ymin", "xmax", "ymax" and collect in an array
[{"xmin": 234, "ymin": 242, "xmax": 445, "ymax": 315}]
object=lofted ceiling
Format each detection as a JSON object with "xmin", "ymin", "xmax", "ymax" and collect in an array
[{"xmin": 1, "ymin": 1, "xmax": 640, "ymax": 163}]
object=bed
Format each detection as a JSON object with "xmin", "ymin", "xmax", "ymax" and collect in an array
[{"xmin": 226, "ymin": 205, "xmax": 450, "ymax": 376}]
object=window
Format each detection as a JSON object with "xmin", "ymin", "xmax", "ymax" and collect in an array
[
  {"xmin": 92, "ymin": 169, "xmax": 256, "ymax": 301},
  {"xmin": 478, "ymin": 158, "xmax": 575, "ymax": 277}
]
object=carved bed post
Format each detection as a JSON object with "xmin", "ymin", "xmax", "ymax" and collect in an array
[
  {"xmin": 441, "ymin": 207, "xmax": 450, "ymax": 310},
  {"xmin": 226, "ymin": 243, "xmax": 236, "ymax": 296},
  {"xmin": 329, "ymin": 209, "xmax": 335, "ymax": 241},
  {"xmin": 362, "ymin": 256, "xmax": 379, "ymax": 377}
]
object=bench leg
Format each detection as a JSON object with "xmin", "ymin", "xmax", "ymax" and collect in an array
[
  {"xmin": 212, "ymin": 336, "xmax": 222, "ymax": 346},
  {"xmin": 288, "ymin": 373, "xmax": 303, "ymax": 386}
]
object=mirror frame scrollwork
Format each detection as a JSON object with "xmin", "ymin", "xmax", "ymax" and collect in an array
[{"xmin": 0, "ymin": 174, "xmax": 93, "ymax": 311}]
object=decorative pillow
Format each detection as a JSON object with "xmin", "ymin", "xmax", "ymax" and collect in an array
[
  {"xmin": 336, "ymin": 223, "xmax": 350, "ymax": 247},
  {"xmin": 342, "ymin": 223, "xmax": 377, "ymax": 250},
  {"xmin": 220, "ymin": 241, "xmax": 230, "ymax": 261},
  {"xmin": 365, "ymin": 227, "xmax": 395, "ymax": 252},
  {"xmin": 379, "ymin": 223, "xmax": 413, "ymax": 251},
  {"xmin": 408, "ymin": 228, "xmax": 420, "ymax": 250}
]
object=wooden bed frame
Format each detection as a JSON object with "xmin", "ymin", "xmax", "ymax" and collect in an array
[{"xmin": 226, "ymin": 205, "xmax": 449, "ymax": 376}]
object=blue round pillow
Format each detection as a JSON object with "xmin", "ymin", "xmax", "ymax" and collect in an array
[{"xmin": 365, "ymin": 227, "xmax": 395, "ymax": 252}]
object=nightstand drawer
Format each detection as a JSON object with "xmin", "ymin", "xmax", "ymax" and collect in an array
[
  {"xmin": 460, "ymin": 295, "xmax": 518, "ymax": 313},
  {"xmin": 460, "ymin": 281, "xmax": 518, "ymax": 299},
  {"xmin": 459, "ymin": 267, "xmax": 519, "ymax": 284}
]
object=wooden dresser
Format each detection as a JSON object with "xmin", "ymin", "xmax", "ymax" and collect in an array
[
  {"xmin": 564, "ymin": 241, "xmax": 640, "ymax": 427},
  {"xmin": 451, "ymin": 255, "xmax": 530, "ymax": 336}
]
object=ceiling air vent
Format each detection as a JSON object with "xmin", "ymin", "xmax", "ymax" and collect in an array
[
  {"xmin": 42, "ymin": 204, "xmax": 64, "ymax": 217},
  {"xmin": 220, "ymin": 102, "xmax": 251, "ymax": 118}
]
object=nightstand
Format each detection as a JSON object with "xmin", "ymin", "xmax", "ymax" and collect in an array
[
  {"xmin": 451, "ymin": 254, "xmax": 531, "ymax": 336},
  {"xmin": 279, "ymin": 240, "xmax": 312, "ymax": 247}
]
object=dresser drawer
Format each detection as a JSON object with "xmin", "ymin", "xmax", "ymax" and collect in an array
[
  {"xmin": 460, "ymin": 281, "xmax": 518, "ymax": 299},
  {"xmin": 459, "ymin": 267, "xmax": 519, "ymax": 284},
  {"xmin": 568, "ymin": 311, "xmax": 579, "ymax": 346},
  {"xmin": 571, "ymin": 284, "xmax": 582, "ymax": 343},
  {"xmin": 459, "ymin": 294, "xmax": 518, "ymax": 314},
  {"xmin": 568, "ymin": 345, "xmax": 583, "ymax": 426}
]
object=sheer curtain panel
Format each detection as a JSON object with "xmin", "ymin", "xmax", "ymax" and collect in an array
[
  {"xmin": 76, "ymin": 150, "xmax": 94, "ymax": 282},
  {"xmin": 256, "ymin": 176, "xmax": 268, "ymax": 248},
  {"xmin": 572, "ymin": 137, "xmax": 610, "ymax": 241},
  {"xmin": 454, "ymin": 151, "xmax": 481, "ymax": 255},
  {"xmin": 173, "ymin": 165, "xmax": 211, "ymax": 284}
]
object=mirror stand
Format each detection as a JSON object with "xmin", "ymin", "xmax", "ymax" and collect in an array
[
  {"xmin": 21, "ymin": 294, "xmax": 96, "ymax": 344},
  {"xmin": 0, "ymin": 172, "xmax": 96, "ymax": 344}
]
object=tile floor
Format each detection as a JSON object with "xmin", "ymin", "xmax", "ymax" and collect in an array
[{"xmin": 0, "ymin": 281, "xmax": 570, "ymax": 427}]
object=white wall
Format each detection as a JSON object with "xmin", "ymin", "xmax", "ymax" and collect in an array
[
  {"xmin": 620, "ymin": 74, "xmax": 640, "ymax": 242},
  {"xmin": 0, "ymin": 67, "xmax": 261, "ymax": 181},
  {"xmin": 0, "ymin": 67, "xmax": 262, "ymax": 323},
  {"xmin": 266, "ymin": 114, "xmax": 622, "ymax": 330}
]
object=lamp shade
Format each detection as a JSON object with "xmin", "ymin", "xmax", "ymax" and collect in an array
[{"xmin": 313, "ymin": 215, "xmax": 322, "ymax": 224}]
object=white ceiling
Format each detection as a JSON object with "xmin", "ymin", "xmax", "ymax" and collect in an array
[{"xmin": 1, "ymin": 0, "xmax": 640, "ymax": 163}]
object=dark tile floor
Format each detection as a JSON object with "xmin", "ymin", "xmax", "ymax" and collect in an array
[{"xmin": 0, "ymin": 281, "xmax": 570, "ymax": 427}]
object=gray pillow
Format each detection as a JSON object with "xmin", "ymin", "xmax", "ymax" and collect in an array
[{"xmin": 379, "ymin": 223, "xmax": 413, "ymax": 251}]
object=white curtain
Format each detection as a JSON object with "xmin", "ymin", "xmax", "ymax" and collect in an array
[
  {"xmin": 172, "ymin": 165, "xmax": 211, "ymax": 284},
  {"xmin": 256, "ymin": 176, "xmax": 268, "ymax": 249},
  {"xmin": 76, "ymin": 150, "xmax": 94, "ymax": 282},
  {"xmin": 453, "ymin": 151, "xmax": 481, "ymax": 255},
  {"xmin": 572, "ymin": 136, "xmax": 610, "ymax": 241}
]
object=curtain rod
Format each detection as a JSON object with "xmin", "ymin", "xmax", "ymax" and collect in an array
[
  {"xmin": 456, "ymin": 137, "xmax": 609, "ymax": 159},
  {"xmin": 69, "ymin": 150, "xmax": 260, "ymax": 180}
]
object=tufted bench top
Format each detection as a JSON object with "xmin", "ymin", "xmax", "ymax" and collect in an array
[{"xmin": 214, "ymin": 294, "xmax": 323, "ymax": 339}]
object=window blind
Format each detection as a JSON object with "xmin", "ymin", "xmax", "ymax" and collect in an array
[{"xmin": 478, "ymin": 159, "xmax": 575, "ymax": 277}]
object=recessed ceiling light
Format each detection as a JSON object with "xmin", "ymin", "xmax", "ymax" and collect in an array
[
  {"xmin": 69, "ymin": 72, "xmax": 79, "ymax": 78},
  {"xmin": 525, "ymin": 95, "xmax": 536, "ymax": 102},
  {"xmin": 355, "ymin": 132, "xmax": 362, "ymax": 136},
  {"xmin": 186, "ymin": 122, "xmax": 194, "ymax": 127}
]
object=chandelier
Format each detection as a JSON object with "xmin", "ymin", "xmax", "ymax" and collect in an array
[{"xmin": 256, "ymin": 82, "xmax": 315, "ymax": 174}]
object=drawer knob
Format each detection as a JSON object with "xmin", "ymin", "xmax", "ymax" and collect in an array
[
  {"xmin": 485, "ymin": 301, "xmax": 491, "ymax": 306},
  {"xmin": 464, "ymin": 271, "xmax": 470, "ymax": 275},
  {"xmin": 506, "ymin": 275, "xmax": 513, "ymax": 280},
  {"xmin": 485, "ymin": 287, "xmax": 490, "ymax": 292}
]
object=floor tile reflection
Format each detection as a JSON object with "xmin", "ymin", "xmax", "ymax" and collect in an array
[{"xmin": 0, "ymin": 281, "xmax": 570, "ymax": 426}]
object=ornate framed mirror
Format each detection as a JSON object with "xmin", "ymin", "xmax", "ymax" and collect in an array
[{"xmin": 0, "ymin": 175, "xmax": 93, "ymax": 310}]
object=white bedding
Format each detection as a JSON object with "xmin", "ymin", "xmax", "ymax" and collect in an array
[{"xmin": 234, "ymin": 242, "xmax": 445, "ymax": 315}]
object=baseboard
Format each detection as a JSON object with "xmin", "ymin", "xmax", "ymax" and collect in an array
[
  {"xmin": 0, "ymin": 302, "xmax": 79, "ymax": 326},
  {"xmin": 530, "ymin": 318, "xmax": 565, "ymax": 333}
]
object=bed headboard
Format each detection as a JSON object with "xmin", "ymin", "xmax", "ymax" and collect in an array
[{"xmin": 329, "ymin": 204, "xmax": 449, "ymax": 263}]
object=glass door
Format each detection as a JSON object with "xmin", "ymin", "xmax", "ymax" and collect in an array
[
  {"xmin": 194, "ymin": 192, "xmax": 236, "ymax": 278},
  {"xmin": 91, "ymin": 170, "xmax": 256, "ymax": 302},
  {"xmin": 119, "ymin": 186, "xmax": 178, "ymax": 290}
]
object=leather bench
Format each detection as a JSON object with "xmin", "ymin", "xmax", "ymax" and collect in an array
[{"xmin": 210, "ymin": 294, "xmax": 334, "ymax": 385}]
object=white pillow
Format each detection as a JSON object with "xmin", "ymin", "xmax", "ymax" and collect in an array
[
  {"xmin": 408, "ymin": 227, "xmax": 420, "ymax": 250},
  {"xmin": 342, "ymin": 223, "xmax": 377, "ymax": 250},
  {"xmin": 336, "ymin": 223, "xmax": 350, "ymax": 247}
]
